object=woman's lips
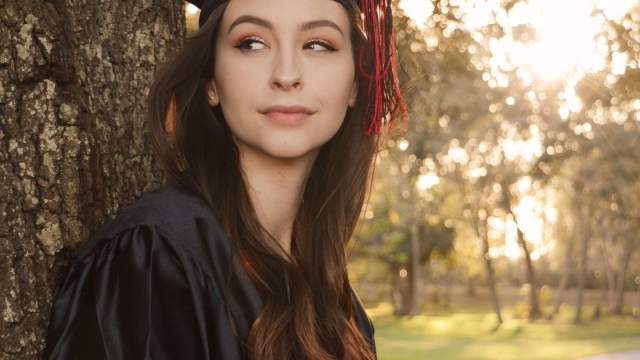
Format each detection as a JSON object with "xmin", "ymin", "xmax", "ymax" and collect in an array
[
  {"xmin": 261, "ymin": 105, "xmax": 314, "ymax": 125},
  {"xmin": 264, "ymin": 111, "xmax": 311, "ymax": 125}
]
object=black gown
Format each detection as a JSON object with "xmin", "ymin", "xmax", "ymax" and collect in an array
[{"xmin": 43, "ymin": 181, "xmax": 376, "ymax": 359}]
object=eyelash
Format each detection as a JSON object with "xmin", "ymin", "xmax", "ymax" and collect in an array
[
  {"xmin": 306, "ymin": 40, "xmax": 337, "ymax": 53},
  {"xmin": 234, "ymin": 36, "xmax": 337, "ymax": 53},
  {"xmin": 234, "ymin": 36, "xmax": 266, "ymax": 52}
]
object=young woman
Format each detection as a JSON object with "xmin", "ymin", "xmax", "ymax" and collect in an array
[{"xmin": 44, "ymin": 0, "xmax": 406, "ymax": 359}]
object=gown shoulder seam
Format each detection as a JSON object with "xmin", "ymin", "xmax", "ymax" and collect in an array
[{"xmin": 73, "ymin": 223, "xmax": 221, "ymax": 290}]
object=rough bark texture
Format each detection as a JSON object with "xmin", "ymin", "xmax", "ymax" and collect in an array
[{"xmin": 0, "ymin": 0, "xmax": 185, "ymax": 357}]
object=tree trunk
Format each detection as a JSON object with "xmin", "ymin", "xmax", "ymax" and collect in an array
[
  {"xmin": 392, "ymin": 264, "xmax": 411, "ymax": 316},
  {"xmin": 503, "ymin": 186, "xmax": 541, "ymax": 318},
  {"xmin": 552, "ymin": 229, "xmax": 576, "ymax": 316},
  {"xmin": 515, "ymin": 224, "xmax": 542, "ymax": 318},
  {"xmin": 410, "ymin": 224, "xmax": 421, "ymax": 315},
  {"xmin": 636, "ymin": 275, "xmax": 640, "ymax": 317},
  {"xmin": 612, "ymin": 244, "xmax": 633, "ymax": 314},
  {"xmin": 574, "ymin": 207, "xmax": 591, "ymax": 324},
  {"xmin": 479, "ymin": 217, "xmax": 503, "ymax": 324},
  {"xmin": 599, "ymin": 234, "xmax": 615, "ymax": 308},
  {"xmin": 443, "ymin": 262, "xmax": 452, "ymax": 309},
  {"xmin": 0, "ymin": 1, "xmax": 184, "ymax": 357},
  {"xmin": 467, "ymin": 274, "xmax": 476, "ymax": 297}
]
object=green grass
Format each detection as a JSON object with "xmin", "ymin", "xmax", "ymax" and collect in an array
[{"xmin": 368, "ymin": 303, "xmax": 640, "ymax": 360}]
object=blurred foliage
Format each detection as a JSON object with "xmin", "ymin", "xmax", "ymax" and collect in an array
[{"xmin": 351, "ymin": 0, "xmax": 640, "ymax": 319}]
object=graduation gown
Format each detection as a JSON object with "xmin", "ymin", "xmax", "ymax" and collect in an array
[{"xmin": 43, "ymin": 181, "xmax": 376, "ymax": 359}]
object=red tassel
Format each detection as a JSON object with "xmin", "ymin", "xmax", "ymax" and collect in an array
[{"xmin": 358, "ymin": 0, "xmax": 408, "ymax": 135}]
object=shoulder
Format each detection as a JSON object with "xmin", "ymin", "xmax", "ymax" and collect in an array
[
  {"xmin": 351, "ymin": 287, "xmax": 377, "ymax": 353},
  {"xmin": 98, "ymin": 181, "xmax": 214, "ymax": 236},
  {"xmin": 45, "ymin": 185, "xmax": 217, "ymax": 359},
  {"xmin": 75, "ymin": 181, "xmax": 227, "ymax": 264}
]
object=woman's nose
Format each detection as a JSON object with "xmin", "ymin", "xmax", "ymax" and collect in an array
[{"xmin": 270, "ymin": 47, "xmax": 302, "ymax": 91}]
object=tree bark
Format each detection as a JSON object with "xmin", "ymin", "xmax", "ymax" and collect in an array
[
  {"xmin": 443, "ymin": 261, "xmax": 452, "ymax": 309},
  {"xmin": 552, "ymin": 226, "xmax": 576, "ymax": 316},
  {"xmin": 598, "ymin": 233, "xmax": 615, "ymax": 308},
  {"xmin": 502, "ymin": 186, "xmax": 541, "ymax": 318},
  {"xmin": 0, "ymin": 0, "xmax": 185, "ymax": 357},
  {"xmin": 479, "ymin": 216, "xmax": 503, "ymax": 324},
  {"xmin": 392, "ymin": 263, "xmax": 411, "ymax": 316},
  {"xmin": 612, "ymin": 242, "xmax": 633, "ymax": 314},
  {"xmin": 574, "ymin": 206, "xmax": 591, "ymax": 324},
  {"xmin": 636, "ymin": 275, "xmax": 640, "ymax": 316},
  {"xmin": 515, "ymin": 220, "xmax": 542, "ymax": 318},
  {"xmin": 410, "ymin": 224, "xmax": 421, "ymax": 315},
  {"xmin": 467, "ymin": 274, "xmax": 476, "ymax": 297}
]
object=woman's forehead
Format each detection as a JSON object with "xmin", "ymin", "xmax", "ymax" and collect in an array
[{"xmin": 221, "ymin": 0, "xmax": 350, "ymax": 30}]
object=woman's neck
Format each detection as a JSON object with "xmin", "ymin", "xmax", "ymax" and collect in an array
[{"xmin": 238, "ymin": 143, "xmax": 319, "ymax": 256}]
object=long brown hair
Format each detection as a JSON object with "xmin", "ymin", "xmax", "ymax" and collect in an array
[{"xmin": 147, "ymin": 2, "xmax": 384, "ymax": 359}]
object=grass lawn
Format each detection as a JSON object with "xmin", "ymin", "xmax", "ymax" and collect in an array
[{"xmin": 368, "ymin": 303, "xmax": 640, "ymax": 360}]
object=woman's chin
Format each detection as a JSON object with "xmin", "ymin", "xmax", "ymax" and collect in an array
[
  {"xmin": 241, "ymin": 141, "xmax": 323, "ymax": 164},
  {"xmin": 262, "ymin": 145, "xmax": 320, "ymax": 162}
]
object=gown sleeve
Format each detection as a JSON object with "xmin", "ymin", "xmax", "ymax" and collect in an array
[{"xmin": 44, "ymin": 224, "xmax": 207, "ymax": 360}]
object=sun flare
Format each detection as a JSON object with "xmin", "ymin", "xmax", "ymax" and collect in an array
[
  {"xmin": 399, "ymin": 0, "xmax": 434, "ymax": 28},
  {"xmin": 502, "ymin": 0, "xmax": 604, "ymax": 78},
  {"xmin": 400, "ymin": 0, "xmax": 635, "ymax": 79}
]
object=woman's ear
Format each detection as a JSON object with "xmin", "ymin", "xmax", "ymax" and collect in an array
[
  {"xmin": 348, "ymin": 81, "xmax": 358, "ymax": 108},
  {"xmin": 206, "ymin": 79, "xmax": 220, "ymax": 106}
]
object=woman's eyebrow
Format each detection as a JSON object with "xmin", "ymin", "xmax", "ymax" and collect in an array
[
  {"xmin": 228, "ymin": 15, "xmax": 344, "ymax": 36},
  {"xmin": 301, "ymin": 20, "xmax": 343, "ymax": 36},
  {"xmin": 228, "ymin": 15, "xmax": 272, "ymax": 34}
]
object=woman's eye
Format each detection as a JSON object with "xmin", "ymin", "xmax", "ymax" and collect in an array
[
  {"xmin": 234, "ymin": 37, "xmax": 268, "ymax": 52},
  {"xmin": 306, "ymin": 40, "xmax": 337, "ymax": 53}
]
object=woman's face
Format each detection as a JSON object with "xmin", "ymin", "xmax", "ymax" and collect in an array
[{"xmin": 206, "ymin": 0, "xmax": 358, "ymax": 161}]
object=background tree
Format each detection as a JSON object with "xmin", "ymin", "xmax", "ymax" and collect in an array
[
  {"xmin": 355, "ymin": 146, "xmax": 455, "ymax": 315},
  {"xmin": 0, "ymin": 1, "xmax": 185, "ymax": 357},
  {"xmin": 354, "ymin": 0, "xmax": 640, "ymax": 326}
]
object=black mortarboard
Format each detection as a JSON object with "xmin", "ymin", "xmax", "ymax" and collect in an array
[{"xmin": 185, "ymin": 0, "xmax": 406, "ymax": 135}]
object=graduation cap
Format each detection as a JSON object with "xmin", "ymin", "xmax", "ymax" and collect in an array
[{"xmin": 186, "ymin": 0, "xmax": 407, "ymax": 135}]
